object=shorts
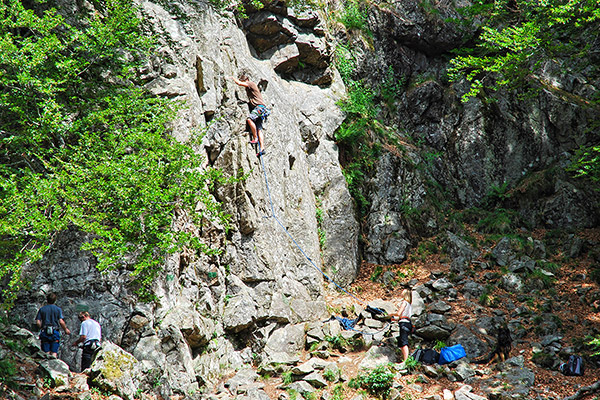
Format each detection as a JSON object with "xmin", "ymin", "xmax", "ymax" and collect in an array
[
  {"xmin": 398, "ymin": 320, "xmax": 412, "ymax": 347},
  {"xmin": 40, "ymin": 329, "xmax": 60, "ymax": 353},
  {"xmin": 248, "ymin": 105, "xmax": 270, "ymax": 130}
]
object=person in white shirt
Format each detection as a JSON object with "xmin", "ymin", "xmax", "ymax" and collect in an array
[
  {"xmin": 390, "ymin": 289, "xmax": 413, "ymax": 362},
  {"xmin": 71, "ymin": 311, "xmax": 102, "ymax": 371}
]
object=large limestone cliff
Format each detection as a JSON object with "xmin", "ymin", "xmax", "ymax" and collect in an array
[
  {"xmin": 10, "ymin": 0, "xmax": 600, "ymax": 397},
  {"xmin": 13, "ymin": 0, "xmax": 359, "ymax": 396}
]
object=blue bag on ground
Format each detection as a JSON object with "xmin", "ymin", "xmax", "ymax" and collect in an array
[{"xmin": 439, "ymin": 344, "xmax": 466, "ymax": 364}]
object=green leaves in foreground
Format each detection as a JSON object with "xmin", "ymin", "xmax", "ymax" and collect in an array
[
  {"xmin": 448, "ymin": 0, "xmax": 600, "ymax": 103},
  {"xmin": 0, "ymin": 0, "xmax": 231, "ymax": 306}
]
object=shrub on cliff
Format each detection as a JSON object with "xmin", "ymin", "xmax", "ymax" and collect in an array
[{"xmin": 0, "ymin": 0, "xmax": 230, "ymax": 306}]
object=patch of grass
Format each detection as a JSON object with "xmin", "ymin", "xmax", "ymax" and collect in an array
[
  {"xmin": 477, "ymin": 208, "xmax": 515, "ymax": 234},
  {"xmin": 287, "ymin": 388, "xmax": 298, "ymax": 400},
  {"xmin": 479, "ymin": 284, "xmax": 496, "ymax": 306},
  {"xmin": 315, "ymin": 198, "xmax": 327, "ymax": 250},
  {"xmin": 323, "ymin": 367, "xmax": 340, "ymax": 382},
  {"xmin": 380, "ymin": 66, "xmax": 406, "ymax": 109},
  {"xmin": 370, "ymin": 266, "xmax": 384, "ymax": 282},
  {"xmin": 281, "ymin": 371, "xmax": 293, "ymax": 385},
  {"xmin": 331, "ymin": 383, "xmax": 345, "ymax": 400},
  {"xmin": 527, "ymin": 268, "xmax": 556, "ymax": 289},
  {"xmin": 0, "ymin": 358, "xmax": 17, "ymax": 388},
  {"xmin": 337, "ymin": 0, "xmax": 369, "ymax": 32},
  {"xmin": 326, "ymin": 334, "xmax": 364, "ymax": 352}
]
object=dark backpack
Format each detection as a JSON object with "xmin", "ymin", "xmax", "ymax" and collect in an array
[
  {"xmin": 422, "ymin": 349, "xmax": 440, "ymax": 365},
  {"xmin": 411, "ymin": 348, "xmax": 440, "ymax": 365},
  {"xmin": 366, "ymin": 305, "xmax": 390, "ymax": 321},
  {"xmin": 559, "ymin": 355, "xmax": 584, "ymax": 376}
]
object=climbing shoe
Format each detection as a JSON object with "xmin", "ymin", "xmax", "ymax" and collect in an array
[
  {"xmin": 256, "ymin": 150, "xmax": 265, "ymax": 157},
  {"xmin": 249, "ymin": 139, "xmax": 258, "ymax": 144}
]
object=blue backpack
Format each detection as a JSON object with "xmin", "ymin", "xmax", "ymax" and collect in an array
[{"xmin": 439, "ymin": 344, "xmax": 466, "ymax": 365}]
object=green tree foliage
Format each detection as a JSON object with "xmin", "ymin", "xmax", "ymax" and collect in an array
[
  {"xmin": 448, "ymin": 0, "xmax": 600, "ymax": 102},
  {"xmin": 448, "ymin": 0, "xmax": 600, "ymax": 185},
  {"xmin": 0, "ymin": 0, "xmax": 231, "ymax": 306}
]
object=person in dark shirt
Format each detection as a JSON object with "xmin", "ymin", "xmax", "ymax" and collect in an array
[
  {"xmin": 35, "ymin": 292, "xmax": 70, "ymax": 357},
  {"xmin": 232, "ymin": 75, "xmax": 270, "ymax": 157}
]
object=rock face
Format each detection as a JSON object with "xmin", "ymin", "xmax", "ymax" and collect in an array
[
  {"xmin": 9, "ymin": 0, "xmax": 599, "ymax": 397},
  {"xmin": 358, "ymin": 0, "xmax": 600, "ymax": 264},
  {"xmin": 12, "ymin": 0, "xmax": 358, "ymax": 397}
]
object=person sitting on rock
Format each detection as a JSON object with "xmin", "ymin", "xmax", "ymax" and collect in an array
[{"xmin": 231, "ymin": 74, "xmax": 270, "ymax": 157}]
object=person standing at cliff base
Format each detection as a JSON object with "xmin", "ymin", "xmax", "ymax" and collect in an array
[
  {"xmin": 231, "ymin": 74, "xmax": 270, "ymax": 157},
  {"xmin": 35, "ymin": 292, "xmax": 71, "ymax": 357},
  {"xmin": 72, "ymin": 311, "xmax": 102, "ymax": 371},
  {"xmin": 390, "ymin": 288, "xmax": 413, "ymax": 362}
]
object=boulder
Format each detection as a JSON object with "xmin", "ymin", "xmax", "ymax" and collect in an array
[
  {"xmin": 358, "ymin": 345, "xmax": 397, "ymax": 370},
  {"xmin": 38, "ymin": 358, "xmax": 71, "ymax": 388},
  {"xmin": 89, "ymin": 341, "xmax": 142, "ymax": 400}
]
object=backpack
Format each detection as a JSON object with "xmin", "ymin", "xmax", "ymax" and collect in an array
[
  {"xmin": 411, "ymin": 348, "xmax": 440, "ymax": 365},
  {"xmin": 422, "ymin": 349, "xmax": 440, "ymax": 365},
  {"xmin": 366, "ymin": 305, "xmax": 390, "ymax": 321},
  {"xmin": 439, "ymin": 344, "xmax": 466, "ymax": 365},
  {"xmin": 559, "ymin": 355, "xmax": 584, "ymax": 376}
]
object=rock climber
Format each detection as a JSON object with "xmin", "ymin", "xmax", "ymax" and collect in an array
[
  {"xmin": 71, "ymin": 311, "xmax": 102, "ymax": 371},
  {"xmin": 231, "ymin": 74, "xmax": 270, "ymax": 157},
  {"xmin": 35, "ymin": 292, "xmax": 71, "ymax": 357}
]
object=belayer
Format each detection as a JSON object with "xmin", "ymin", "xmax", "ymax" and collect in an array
[{"xmin": 231, "ymin": 74, "xmax": 270, "ymax": 157}]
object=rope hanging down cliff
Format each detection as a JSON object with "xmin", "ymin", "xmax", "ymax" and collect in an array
[{"xmin": 256, "ymin": 148, "xmax": 391, "ymax": 335}]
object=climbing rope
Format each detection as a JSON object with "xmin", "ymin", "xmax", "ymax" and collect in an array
[
  {"xmin": 253, "ymin": 140, "xmax": 396, "ymax": 338},
  {"xmin": 256, "ymin": 144, "xmax": 367, "ymax": 306}
]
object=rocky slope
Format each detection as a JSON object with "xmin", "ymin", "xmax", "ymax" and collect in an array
[{"xmin": 2, "ymin": 228, "xmax": 599, "ymax": 400}]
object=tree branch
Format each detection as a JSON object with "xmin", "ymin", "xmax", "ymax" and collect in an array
[{"xmin": 563, "ymin": 379, "xmax": 600, "ymax": 400}]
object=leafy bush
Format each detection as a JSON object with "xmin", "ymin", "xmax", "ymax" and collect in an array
[
  {"xmin": 326, "ymin": 334, "xmax": 349, "ymax": 351},
  {"xmin": 433, "ymin": 340, "xmax": 446, "ymax": 351},
  {"xmin": 449, "ymin": 0, "xmax": 600, "ymax": 102},
  {"xmin": 587, "ymin": 335, "xmax": 600, "ymax": 356},
  {"xmin": 0, "ymin": 0, "xmax": 231, "ymax": 306},
  {"xmin": 323, "ymin": 367, "xmax": 340, "ymax": 382},
  {"xmin": 0, "ymin": 358, "xmax": 17, "ymax": 388},
  {"xmin": 350, "ymin": 364, "xmax": 395, "ymax": 398},
  {"xmin": 403, "ymin": 355, "xmax": 420, "ymax": 373},
  {"xmin": 337, "ymin": 0, "xmax": 368, "ymax": 32},
  {"xmin": 476, "ymin": 208, "xmax": 515, "ymax": 234},
  {"xmin": 448, "ymin": 0, "xmax": 600, "ymax": 184}
]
